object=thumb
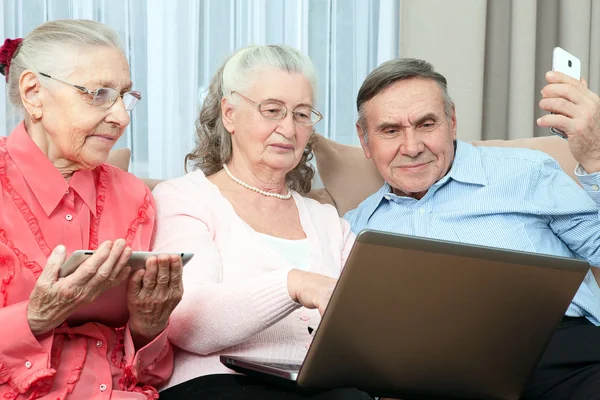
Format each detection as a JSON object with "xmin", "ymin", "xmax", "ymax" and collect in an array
[
  {"xmin": 39, "ymin": 245, "xmax": 67, "ymax": 283},
  {"xmin": 127, "ymin": 268, "xmax": 145, "ymax": 298}
]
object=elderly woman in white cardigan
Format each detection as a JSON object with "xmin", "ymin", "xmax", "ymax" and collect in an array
[{"xmin": 152, "ymin": 45, "xmax": 372, "ymax": 400}]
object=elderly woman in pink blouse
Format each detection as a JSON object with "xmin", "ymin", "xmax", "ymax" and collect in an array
[
  {"xmin": 153, "ymin": 45, "xmax": 372, "ymax": 399},
  {"xmin": 0, "ymin": 20, "xmax": 183, "ymax": 399}
]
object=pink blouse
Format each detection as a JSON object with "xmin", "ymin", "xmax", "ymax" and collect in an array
[{"xmin": 0, "ymin": 123, "xmax": 173, "ymax": 399}]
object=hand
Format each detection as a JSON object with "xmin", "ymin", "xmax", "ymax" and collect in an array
[
  {"xmin": 27, "ymin": 240, "xmax": 132, "ymax": 336},
  {"xmin": 538, "ymin": 71, "xmax": 600, "ymax": 173},
  {"xmin": 287, "ymin": 269, "xmax": 337, "ymax": 315},
  {"xmin": 126, "ymin": 254, "xmax": 183, "ymax": 349}
]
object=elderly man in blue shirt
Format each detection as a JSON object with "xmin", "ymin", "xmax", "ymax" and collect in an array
[{"xmin": 345, "ymin": 58, "xmax": 600, "ymax": 400}]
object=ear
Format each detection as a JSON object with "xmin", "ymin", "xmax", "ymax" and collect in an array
[
  {"xmin": 20, "ymin": 70, "xmax": 44, "ymax": 119},
  {"xmin": 357, "ymin": 122, "xmax": 372, "ymax": 159},
  {"xmin": 221, "ymin": 97, "xmax": 236, "ymax": 134},
  {"xmin": 449, "ymin": 106, "xmax": 457, "ymax": 140}
]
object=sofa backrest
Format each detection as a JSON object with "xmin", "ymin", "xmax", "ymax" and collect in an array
[
  {"xmin": 312, "ymin": 135, "xmax": 578, "ymax": 216},
  {"xmin": 107, "ymin": 135, "xmax": 578, "ymax": 216}
]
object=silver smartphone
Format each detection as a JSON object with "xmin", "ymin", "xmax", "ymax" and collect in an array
[
  {"xmin": 549, "ymin": 47, "xmax": 582, "ymax": 139},
  {"xmin": 59, "ymin": 250, "xmax": 194, "ymax": 278}
]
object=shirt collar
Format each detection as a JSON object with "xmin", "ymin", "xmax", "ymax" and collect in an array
[
  {"xmin": 6, "ymin": 122, "xmax": 97, "ymax": 217},
  {"xmin": 444, "ymin": 140, "xmax": 488, "ymax": 186},
  {"xmin": 362, "ymin": 140, "xmax": 488, "ymax": 220}
]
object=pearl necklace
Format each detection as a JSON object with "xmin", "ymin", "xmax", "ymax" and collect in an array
[{"xmin": 222, "ymin": 164, "xmax": 292, "ymax": 200}]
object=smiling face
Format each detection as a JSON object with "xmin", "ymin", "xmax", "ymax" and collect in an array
[
  {"xmin": 358, "ymin": 77, "xmax": 457, "ymax": 199},
  {"xmin": 221, "ymin": 68, "xmax": 315, "ymax": 174},
  {"xmin": 38, "ymin": 46, "xmax": 132, "ymax": 169}
]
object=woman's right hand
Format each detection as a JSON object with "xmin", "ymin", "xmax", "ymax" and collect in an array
[
  {"xmin": 287, "ymin": 269, "xmax": 337, "ymax": 315},
  {"xmin": 27, "ymin": 239, "xmax": 132, "ymax": 336}
]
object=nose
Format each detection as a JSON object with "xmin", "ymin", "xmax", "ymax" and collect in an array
[
  {"xmin": 105, "ymin": 96, "xmax": 131, "ymax": 127},
  {"xmin": 277, "ymin": 111, "xmax": 297, "ymax": 139},
  {"xmin": 400, "ymin": 130, "xmax": 424, "ymax": 158}
]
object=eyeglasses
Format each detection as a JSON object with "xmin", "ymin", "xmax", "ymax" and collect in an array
[
  {"xmin": 232, "ymin": 91, "xmax": 323, "ymax": 126},
  {"xmin": 39, "ymin": 72, "xmax": 142, "ymax": 111}
]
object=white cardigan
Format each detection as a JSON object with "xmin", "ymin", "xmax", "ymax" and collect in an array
[{"xmin": 152, "ymin": 170, "xmax": 355, "ymax": 388}]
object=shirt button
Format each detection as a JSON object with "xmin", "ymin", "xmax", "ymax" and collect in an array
[
  {"xmin": 99, "ymin": 384, "xmax": 107, "ymax": 392},
  {"xmin": 65, "ymin": 189, "xmax": 70, "ymax": 195},
  {"xmin": 300, "ymin": 315, "xmax": 309, "ymax": 321},
  {"xmin": 96, "ymin": 341, "xmax": 103, "ymax": 348},
  {"xmin": 592, "ymin": 184, "xmax": 599, "ymax": 191},
  {"xmin": 25, "ymin": 361, "xmax": 32, "ymax": 369},
  {"xmin": 65, "ymin": 214, "xmax": 73, "ymax": 221},
  {"xmin": 419, "ymin": 208, "xmax": 426, "ymax": 215}
]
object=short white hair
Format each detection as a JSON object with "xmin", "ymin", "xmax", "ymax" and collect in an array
[
  {"xmin": 6, "ymin": 19, "xmax": 124, "ymax": 109},
  {"xmin": 221, "ymin": 44, "xmax": 318, "ymax": 103}
]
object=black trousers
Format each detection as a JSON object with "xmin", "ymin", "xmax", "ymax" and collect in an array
[
  {"xmin": 159, "ymin": 374, "xmax": 374, "ymax": 400},
  {"xmin": 522, "ymin": 316, "xmax": 600, "ymax": 400}
]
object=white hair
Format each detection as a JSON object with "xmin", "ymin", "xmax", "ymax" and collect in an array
[
  {"xmin": 6, "ymin": 19, "xmax": 124, "ymax": 109},
  {"xmin": 221, "ymin": 44, "xmax": 318, "ymax": 103}
]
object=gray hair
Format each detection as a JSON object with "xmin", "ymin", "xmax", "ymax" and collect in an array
[
  {"xmin": 186, "ymin": 44, "xmax": 318, "ymax": 194},
  {"xmin": 356, "ymin": 58, "xmax": 455, "ymax": 141},
  {"xmin": 5, "ymin": 19, "xmax": 124, "ymax": 109}
]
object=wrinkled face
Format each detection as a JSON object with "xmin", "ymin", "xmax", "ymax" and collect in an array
[
  {"xmin": 222, "ymin": 68, "xmax": 315, "ymax": 174},
  {"xmin": 358, "ymin": 78, "xmax": 457, "ymax": 199},
  {"xmin": 39, "ymin": 46, "xmax": 132, "ymax": 169}
]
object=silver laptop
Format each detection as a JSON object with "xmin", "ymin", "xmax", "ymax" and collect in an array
[{"xmin": 221, "ymin": 230, "xmax": 590, "ymax": 399}]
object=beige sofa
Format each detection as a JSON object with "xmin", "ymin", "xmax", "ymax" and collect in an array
[{"xmin": 108, "ymin": 135, "xmax": 577, "ymax": 217}]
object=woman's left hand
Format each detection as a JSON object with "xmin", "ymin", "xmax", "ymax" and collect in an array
[{"xmin": 126, "ymin": 254, "xmax": 184, "ymax": 348}]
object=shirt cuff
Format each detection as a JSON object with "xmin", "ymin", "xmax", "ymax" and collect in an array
[
  {"xmin": 575, "ymin": 164, "xmax": 600, "ymax": 202},
  {"xmin": 0, "ymin": 301, "xmax": 55, "ymax": 393},
  {"xmin": 123, "ymin": 323, "xmax": 171, "ymax": 377}
]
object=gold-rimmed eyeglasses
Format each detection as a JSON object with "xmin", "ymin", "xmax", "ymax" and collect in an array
[
  {"xmin": 39, "ymin": 72, "xmax": 142, "ymax": 111},
  {"xmin": 232, "ymin": 91, "xmax": 323, "ymax": 126}
]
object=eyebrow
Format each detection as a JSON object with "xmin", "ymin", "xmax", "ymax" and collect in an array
[
  {"xmin": 411, "ymin": 112, "xmax": 440, "ymax": 126},
  {"xmin": 91, "ymin": 80, "xmax": 133, "ymax": 91},
  {"xmin": 374, "ymin": 112, "xmax": 440, "ymax": 132},
  {"xmin": 262, "ymin": 98, "xmax": 314, "ymax": 108}
]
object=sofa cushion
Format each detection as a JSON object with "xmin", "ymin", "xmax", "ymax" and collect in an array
[{"xmin": 313, "ymin": 134, "xmax": 577, "ymax": 216}]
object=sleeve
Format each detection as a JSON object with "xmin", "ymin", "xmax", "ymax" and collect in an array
[
  {"xmin": 0, "ymin": 244, "xmax": 56, "ymax": 394},
  {"xmin": 574, "ymin": 164, "xmax": 600, "ymax": 207},
  {"xmin": 152, "ymin": 181, "xmax": 299, "ymax": 356},
  {"xmin": 121, "ymin": 325, "xmax": 173, "ymax": 387},
  {"xmin": 531, "ymin": 158, "xmax": 600, "ymax": 267},
  {"xmin": 339, "ymin": 217, "xmax": 357, "ymax": 268}
]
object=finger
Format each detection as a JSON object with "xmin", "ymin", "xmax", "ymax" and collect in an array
[
  {"xmin": 546, "ymin": 71, "xmax": 595, "ymax": 99},
  {"xmin": 539, "ymin": 98, "xmax": 580, "ymax": 119},
  {"xmin": 38, "ymin": 245, "xmax": 68, "ymax": 284},
  {"xmin": 64, "ymin": 240, "xmax": 112, "ymax": 287},
  {"xmin": 89, "ymin": 239, "xmax": 128, "ymax": 286},
  {"xmin": 127, "ymin": 268, "xmax": 145, "ymax": 299},
  {"xmin": 536, "ymin": 113, "xmax": 574, "ymax": 133},
  {"xmin": 142, "ymin": 256, "xmax": 159, "ymax": 294},
  {"xmin": 541, "ymin": 83, "xmax": 585, "ymax": 105},
  {"xmin": 546, "ymin": 71, "xmax": 584, "ymax": 88},
  {"xmin": 169, "ymin": 255, "xmax": 183, "ymax": 291},
  {"xmin": 155, "ymin": 255, "xmax": 171, "ymax": 290},
  {"xmin": 581, "ymin": 78, "xmax": 589, "ymax": 88},
  {"xmin": 108, "ymin": 246, "xmax": 132, "ymax": 282}
]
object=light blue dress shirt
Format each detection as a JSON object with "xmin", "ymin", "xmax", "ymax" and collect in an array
[{"xmin": 345, "ymin": 140, "xmax": 600, "ymax": 325}]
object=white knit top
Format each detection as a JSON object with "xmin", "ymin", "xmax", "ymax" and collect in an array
[{"xmin": 152, "ymin": 170, "xmax": 355, "ymax": 389}]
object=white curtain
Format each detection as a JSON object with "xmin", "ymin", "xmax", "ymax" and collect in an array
[{"xmin": 1, "ymin": 0, "xmax": 399, "ymax": 179}]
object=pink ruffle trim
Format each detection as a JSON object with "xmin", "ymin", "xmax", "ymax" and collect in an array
[
  {"xmin": 0, "ymin": 151, "xmax": 52, "ymax": 259},
  {"xmin": 125, "ymin": 194, "xmax": 152, "ymax": 246},
  {"xmin": 89, "ymin": 164, "xmax": 109, "ymax": 251}
]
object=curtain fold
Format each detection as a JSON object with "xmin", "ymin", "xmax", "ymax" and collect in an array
[
  {"xmin": 1, "ymin": 0, "xmax": 400, "ymax": 179},
  {"xmin": 400, "ymin": 0, "xmax": 600, "ymax": 141}
]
